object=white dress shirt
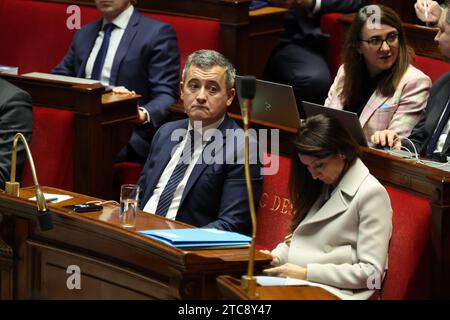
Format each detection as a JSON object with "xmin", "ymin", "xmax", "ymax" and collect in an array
[
  {"xmin": 143, "ymin": 117, "xmax": 225, "ymax": 219},
  {"xmin": 432, "ymin": 99, "xmax": 450, "ymax": 154},
  {"xmin": 85, "ymin": 5, "xmax": 134, "ymax": 85},
  {"xmin": 312, "ymin": 0, "xmax": 322, "ymax": 14}
]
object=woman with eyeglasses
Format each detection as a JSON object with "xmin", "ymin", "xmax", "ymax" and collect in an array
[
  {"xmin": 323, "ymin": 5, "xmax": 431, "ymax": 141},
  {"xmin": 261, "ymin": 114, "xmax": 392, "ymax": 300}
]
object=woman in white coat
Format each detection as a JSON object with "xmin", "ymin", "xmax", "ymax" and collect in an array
[{"xmin": 262, "ymin": 114, "xmax": 392, "ymax": 299}]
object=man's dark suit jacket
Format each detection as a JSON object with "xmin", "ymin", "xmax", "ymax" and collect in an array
[
  {"xmin": 0, "ymin": 79, "xmax": 33, "ymax": 189},
  {"xmin": 137, "ymin": 118, "xmax": 263, "ymax": 235},
  {"xmin": 407, "ymin": 72, "xmax": 450, "ymax": 156},
  {"xmin": 53, "ymin": 8, "xmax": 180, "ymax": 161},
  {"xmin": 278, "ymin": 0, "xmax": 369, "ymax": 49}
]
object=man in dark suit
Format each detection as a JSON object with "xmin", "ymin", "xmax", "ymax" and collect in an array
[
  {"xmin": 0, "ymin": 79, "xmax": 33, "ymax": 190},
  {"xmin": 138, "ymin": 50, "xmax": 262, "ymax": 235},
  {"xmin": 265, "ymin": 0, "xmax": 369, "ymax": 113},
  {"xmin": 53, "ymin": 0, "xmax": 180, "ymax": 163},
  {"xmin": 371, "ymin": 1, "xmax": 450, "ymax": 157}
]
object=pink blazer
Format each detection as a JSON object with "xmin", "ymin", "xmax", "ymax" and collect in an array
[{"xmin": 324, "ymin": 65, "xmax": 431, "ymax": 140}]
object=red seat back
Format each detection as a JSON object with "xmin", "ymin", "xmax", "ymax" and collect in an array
[
  {"xmin": 0, "ymin": 0, "xmax": 100, "ymax": 74},
  {"xmin": 256, "ymin": 153, "xmax": 293, "ymax": 250},
  {"xmin": 143, "ymin": 13, "xmax": 221, "ymax": 70},
  {"xmin": 112, "ymin": 14, "xmax": 220, "ymax": 196},
  {"xmin": 413, "ymin": 55, "xmax": 450, "ymax": 83},
  {"xmin": 320, "ymin": 13, "xmax": 346, "ymax": 78},
  {"xmin": 254, "ymin": 155, "xmax": 433, "ymax": 298},
  {"xmin": 0, "ymin": 0, "xmax": 221, "ymax": 75},
  {"xmin": 381, "ymin": 185, "xmax": 432, "ymax": 299},
  {"xmin": 112, "ymin": 162, "xmax": 143, "ymax": 198},
  {"xmin": 21, "ymin": 107, "xmax": 74, "ymax": 191}
]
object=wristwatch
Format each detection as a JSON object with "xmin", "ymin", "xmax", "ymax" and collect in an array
[{"xmin": 138, "ymin": 107, "xmax": 150, "ymax": 124}]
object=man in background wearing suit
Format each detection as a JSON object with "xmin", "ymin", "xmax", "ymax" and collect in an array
[
  {"xmin": 53, "ymin": 0, "xmax": 180, "ymax": 164},
  {"xmin": 138, "ymin": 50, "xmax": 262, "ymax": 235},
  {"xmin": 371, "ymin": 1, "xmax": 450, "ymax": 158},
  {"xmin": 265, "ymin": 0, "xmax": 369, "ymax": 114},
  {"xmin": 0, "ymin": 79, "xmax": 33, "ymax": 190}
]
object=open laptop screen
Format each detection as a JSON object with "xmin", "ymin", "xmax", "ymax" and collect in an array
[
  {"xmin": 236, "ymin": 76, "xmax": 301, "ymax": 131},
  {"xmin": 302, "ymin": 101, "xmax": 368, "ymax": 147}
]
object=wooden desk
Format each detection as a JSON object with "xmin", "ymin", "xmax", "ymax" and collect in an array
[
  {"xmin": 0, "ymin": 187, "xmax": 270, "ymax": 299},
  {"xmin": 217, "ymin": 275, "xmax": 339, "ymax": 300},
  {"xmin": 0, "ymin": 73, "xmax": 140, "ymax": 200}
]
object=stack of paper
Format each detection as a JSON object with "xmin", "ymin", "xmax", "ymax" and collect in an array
[
  {"xmin": 138, "ymin": 228, "xmax": 251, "ymax": 249},
  {"xmin": 0, "ymin": 65, "xmax": 18, "ymax": 75},
  {"xmin": 21, "ymin": 72, "xmax": 100, "ymax": 84}
]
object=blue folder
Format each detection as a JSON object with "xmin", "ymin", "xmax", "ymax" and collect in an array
[
  {"xmin": 138, "ymin": 228, "xmax": 251, "ymax": 249},
  {"xmin": 249, "ymin": 1, "xmax": 270, "ymax": 11}
]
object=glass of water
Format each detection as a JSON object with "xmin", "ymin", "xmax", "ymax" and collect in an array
[{"xmin": 119, "ymin": 184, "xmax": 140, "ymax": 228}]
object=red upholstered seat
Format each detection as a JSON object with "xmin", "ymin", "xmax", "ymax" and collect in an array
[
  {"xmin": 112, "ymin": 162, "xmax": 143, "ymax": 197},
  {"xmin": 254, "ymin": 154, "xmax": 432, "ymax": 299},
  {"xmin": 113, "ymin": 14, "xmax": 220, "ymax": 196},
  {"xmin": 0, "ymin": 0, "xmax": 100, "ymax": 74},
  {"xmin": 0, "ymin": 0, "xmax": 221, "ymax": 75},
  {"xmin": 256, "ymin": 153, "xmax": 293, "ymax": 250},
  {"xmin": 413, "ymin": 55, "xmax": 450, "ymax": 83},
  {"xmin": 319, "ymin": 1, "xmax": 378, "ymax": 78},
  {"xmin": 320, "ymin": 13, "xmax": 346, "ymax": 78},
  {"xmin": 143, "ymin": 13, "xmax": 221, "ymax": 69},
  {"xmin": 381, "ymin": 185, "xmax": 432, "ymax": 299},
  {"xmin": 21, "ymin": 107, "xmax": 74, "ymax": 191}
]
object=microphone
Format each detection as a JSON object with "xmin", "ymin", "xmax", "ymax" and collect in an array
[
  {"xmin": 240, "ymin": 76, "xmax": 256, "ymax": 128},
  {"xmin": 5, "ymin": 133, "xmax": 53, "ymax": 231},
  {"xmin": 239, "ymin": 76, "xmax": 258, "ymax": 297}
]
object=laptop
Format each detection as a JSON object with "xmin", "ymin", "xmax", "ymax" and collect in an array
[
  {"xmin": 235, "ymin": 76, "xmax": 301, "ymax": 131},
  {"xmin": 302, "ymin": 101, "xmax": 369, "ymax": 147}
]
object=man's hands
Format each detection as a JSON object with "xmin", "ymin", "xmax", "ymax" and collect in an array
[
  {"xmin": 112, "ymin": 86, "xmax": 136, "ymax": 95},
  {"xmin": 370, "ymin": 130, "xmax": 402, "ymax": 149},
  {"xmin": 414, "ymin": 0, "xmax": 442, "ymax": 24},
  {"xmin": 271, "ymin": 0, "xmax": 314, "ymax": 9},
  {"xmin": 112, "ymin": 86, "xmax": 148, "ymax": 124}
]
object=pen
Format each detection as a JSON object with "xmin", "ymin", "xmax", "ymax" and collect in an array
[
  {"xmin": 424, "ymin": 1, "xmax": 430, "ymax": 27},
  {"xmin": 45, "ymin": 197, "xmax": 58, "ymax": 203}
]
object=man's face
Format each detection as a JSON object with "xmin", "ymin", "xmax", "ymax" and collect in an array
[
  {"xmin": 181, "ymin": 65, "xmax": 235, "ymax": 127},
  {"xmin": 435, "ymin": 8, "xmax": 450, "ymax": 59},
  {"xmin": 95, "ymin": 0, "xmax": 131, "ymax": 21}
]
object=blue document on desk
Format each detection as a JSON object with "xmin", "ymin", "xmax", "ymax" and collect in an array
[
  {"xmin": 138, "ymin": 228, "xmax": 251, "ymax": 249},
  {"xmin": 249, "ymin": 1, "xmax": 269, "ymax": 10}
]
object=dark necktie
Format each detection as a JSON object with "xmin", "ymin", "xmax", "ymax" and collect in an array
[
  {"xmin": 425, "ymin": 99, "xmax": 450, "ymax": 157},
  {"xmin": 91, "ymin": 23, "xmax": 116, "ymax": 81},
  {"xmin": 155, "ymin": 130, "xmax": 196, "ymax": 216}
]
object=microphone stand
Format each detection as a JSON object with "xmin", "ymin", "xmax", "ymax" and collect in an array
[
  {"xmin": 5, "ymin": 133, "xmax": 53, "ymax": 231},
  {"xmin": 239, "ymin": 76, "xmax": 258, "ymax": 298}
]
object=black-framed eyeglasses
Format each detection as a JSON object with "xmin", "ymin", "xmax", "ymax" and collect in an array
[{"xmin": 360, "ymin": 32, "xmax": 399, "ymax": 49}]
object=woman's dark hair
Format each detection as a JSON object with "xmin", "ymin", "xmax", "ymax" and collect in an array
[
  {"xmin": 288, "ymin": 114, "xmax": 360, "ymax": 234},
  {"xmin": 341, "ymin": 4, "xmax": 412, "ymax": 108}
]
